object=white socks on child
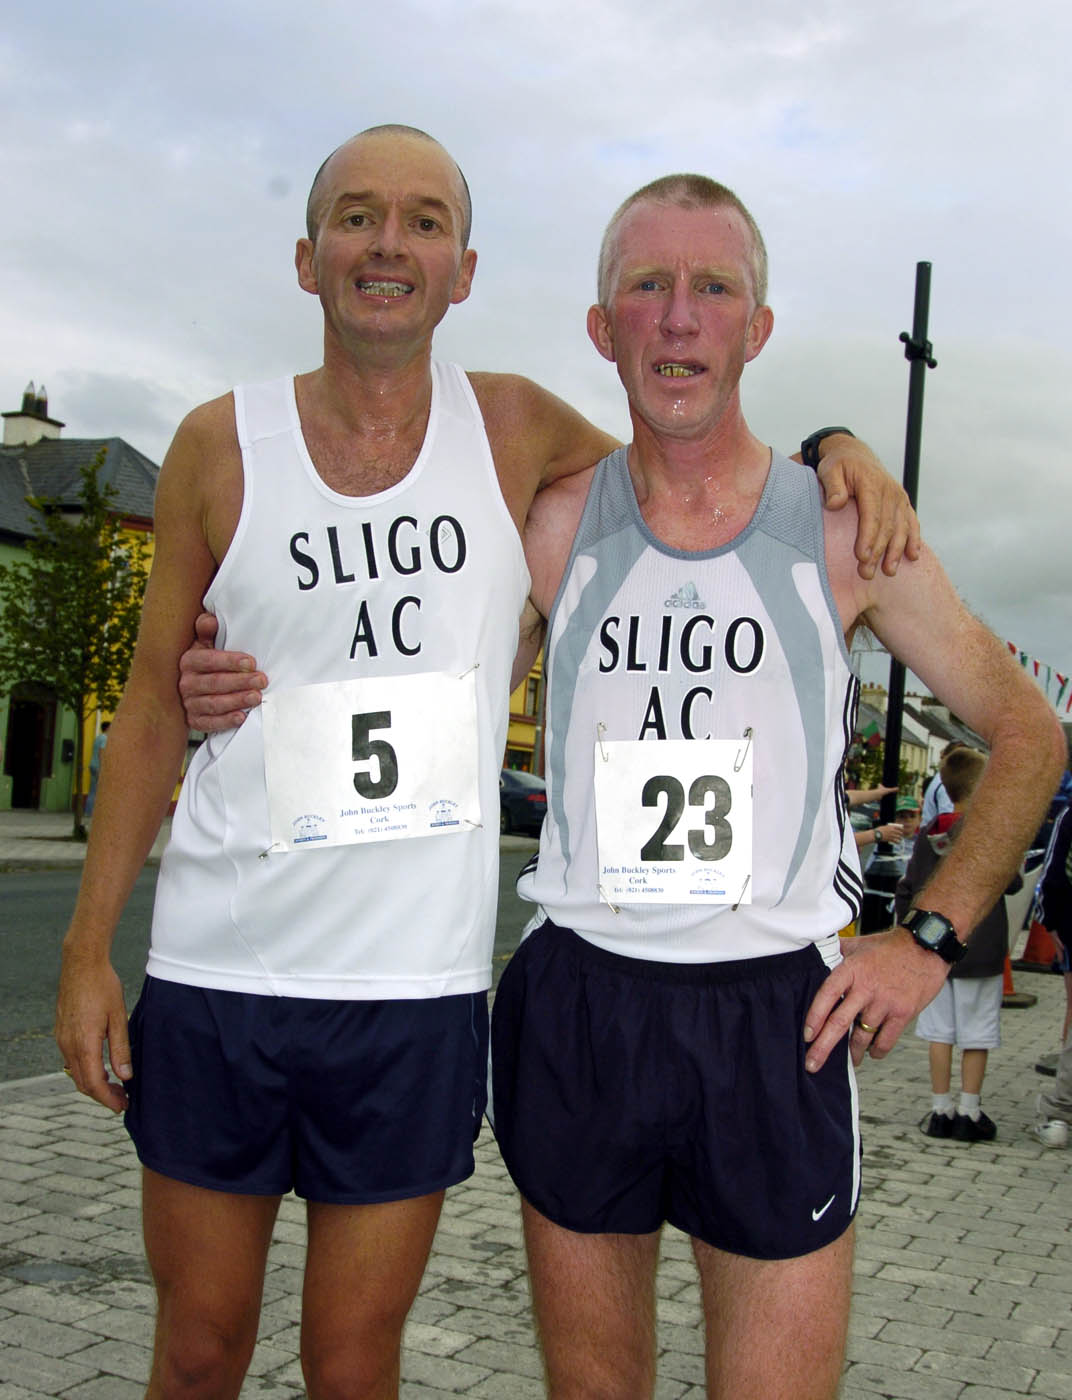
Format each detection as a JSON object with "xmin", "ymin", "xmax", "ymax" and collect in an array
[
  {"xmin": 932, "ymin": 1092, "xmax": 983, "ymax": 1122},
  {"xmin": 959, "ymin": 1092, "xmax": 982, "ymax": 1121}
]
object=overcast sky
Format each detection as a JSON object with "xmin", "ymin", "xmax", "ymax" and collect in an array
[{"xmin": 4, "ymin": 1, "xmax": 1069, "ymax": 700}]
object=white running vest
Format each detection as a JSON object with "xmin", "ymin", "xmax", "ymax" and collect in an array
[
  {"xmin": 519, "ymin": 448, "xmax": 862, "ymax": 962},
  {"xmin": 148, "ymin": 365, "xmax": 529, "ymax": 998}
]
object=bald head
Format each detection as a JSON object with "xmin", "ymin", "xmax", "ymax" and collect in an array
[{"xmin": 305, "ymin": 125, "xmax": 473, "ymax": 248}]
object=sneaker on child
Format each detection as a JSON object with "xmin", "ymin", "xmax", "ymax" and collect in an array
[
  {"xmin": 920, "ymin": 1110, "xmax": 954, "ymax": 1139},
  {"xmin": 952, "ymin": 1111, "xmax": 997, "ymax": 1142}
]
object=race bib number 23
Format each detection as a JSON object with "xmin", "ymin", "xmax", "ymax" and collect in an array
[{"xmin": 592, "ymin": 737, "xmax": 753, "ymax": 905}]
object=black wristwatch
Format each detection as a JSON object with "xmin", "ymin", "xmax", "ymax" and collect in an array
[
  {"xmin": 800, "ymin": 426, "xmax": 855, "ymax": 470},
  {"xmin": 901, "ymin": 909, "xmax": 966, "ymax": 965}
]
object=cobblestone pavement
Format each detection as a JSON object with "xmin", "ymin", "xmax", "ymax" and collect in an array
[
  {"xmin": 1, "ymin": 807, "xmax": 1069, "ymax": 1395},
  {"xmin": 1, "ymin": 970, "xmax": 1068, "ymax": 1398}
]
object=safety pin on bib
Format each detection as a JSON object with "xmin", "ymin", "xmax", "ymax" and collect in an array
[
  {"xmin": 598, "ymin": 884, "xmax": 621, "ymax": 914},
  {"xmin": 597, "ymin": 721, "xmax": 609, "ymax": 762},
  {"xmin": 734, "ymin": 727, "xmax": 753, "ymax": 772},
  {"xmin": 732, "ymin": 873, "xmax": 751, "ymax": 911}
]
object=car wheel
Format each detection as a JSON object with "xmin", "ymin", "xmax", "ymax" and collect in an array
[{"xmin": 500, "ymin": 807, "xmax": 510, "ymax": 834}]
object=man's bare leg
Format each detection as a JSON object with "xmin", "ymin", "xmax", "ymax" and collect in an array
[
  {"xmin": 142, "ymin": 1169, "xmax": 282, "ymax": 1399},
  {"xmin": 300, "ymin": 1191, "xmax": 446, "ymax": 1399},
  {"xmin": 693, "ymin": 1225, "xmax": 855, "ymax": 1400},
  {"xmin": 522, "ymin": 1199, "xmax": 661, "ymax": 1400}
]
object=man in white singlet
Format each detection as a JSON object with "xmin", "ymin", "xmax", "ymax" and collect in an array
[
  {"xmin": 488, "ymin": 177, "xmax": 1066, "ymax": 1399},
  {"xmin": 55, "ymin": 129, "xmax": 915, "ymax": 1400}
]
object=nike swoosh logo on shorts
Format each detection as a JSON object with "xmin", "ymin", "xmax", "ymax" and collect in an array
[{"xmin": 812, "ymin": 1194, "xmax": 836, "ymax": 1221}]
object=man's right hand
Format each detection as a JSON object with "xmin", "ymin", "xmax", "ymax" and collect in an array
[
  {"xmin": 54, "ymin": 954, "xmax": 132, "ymax": 1114},
  {"xmin": 179, "ymin": 612, "xmax": 267, "ymax": 731}
]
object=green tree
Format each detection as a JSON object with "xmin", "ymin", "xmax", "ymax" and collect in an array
[
  {"xmin": 851, "ymin": 739, "xmax": 922, "ymax": 796},
  {"xmin": 0, "ymin": 449, "xmax": 150, "ymax": 837}
]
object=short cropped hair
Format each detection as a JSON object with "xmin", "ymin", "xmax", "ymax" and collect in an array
[
  {"xmin": 940, "ymin": 747, "xmax": 987, "ymax": 804},
  {"xmin": 597, "ymin": 174, "xmax": 768, "ymax": 308},
  {"xmin": 305, "ymin": 124, "xmax": 473, "ymax": 249}
]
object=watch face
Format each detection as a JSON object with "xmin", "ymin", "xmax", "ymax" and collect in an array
[
  {"xmin": 906, "ymin": 910, "xmax": 963, "ymax": 961},
  {"xmin": 915, "ymin": 915, "xmax": 946, "ymax": 947}
]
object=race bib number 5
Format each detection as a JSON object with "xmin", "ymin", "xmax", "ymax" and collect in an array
[
  {"xmin": 262, "ymin": 671, "xmax": 480, "ymax": 851},
  {"xmin": 592, "ymin": 738, "xmax": 753, "ymax": 905}
]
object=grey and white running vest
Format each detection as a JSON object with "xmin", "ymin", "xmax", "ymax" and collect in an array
[{"xmin": 519, "ymin": 447, "xmax": 861, "ymax": 962}]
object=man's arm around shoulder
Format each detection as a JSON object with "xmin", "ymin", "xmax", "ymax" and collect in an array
[
  {"xmin": 523, "ymin": 467, "xmax": 595, "ymax": 618},
  {"xmin": 507, "ymin": 468, "xmax": 596, "ymax": 692},
  {"xmin": 468, "ymin": 373, "xmax": 619, "ymax": 520},
  {"xmin": 801, "ymin": 433, "xmax": 922, "ymax": 579}
]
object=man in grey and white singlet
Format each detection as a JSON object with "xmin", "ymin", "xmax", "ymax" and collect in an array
[{"xmin": 489, "ymin": 176, "xmax": 1065, "ymax": 1399}]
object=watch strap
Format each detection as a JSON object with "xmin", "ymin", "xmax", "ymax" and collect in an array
[
  {"xmin": 902, "ymin": 908, "xmax": 966, "ymax": 964},
  {"xmin": 800, "ymin": 426, "xmax": 856, "ymax": 470}
]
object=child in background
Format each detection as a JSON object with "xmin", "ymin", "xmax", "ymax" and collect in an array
[
  {"xmin": 895, "ymin": 747, "xmax": 1021, "ymax": 1142},
  {"xmin": 894, "ymin": 793, "xmax": 922, "ymax": 857}
]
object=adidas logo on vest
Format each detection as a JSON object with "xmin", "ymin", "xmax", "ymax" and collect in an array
[{"xmin": 664, "ymin": 581, "xmax": 705, "ymax": 609}]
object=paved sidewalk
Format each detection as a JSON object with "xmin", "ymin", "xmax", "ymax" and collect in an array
[
  {"xmin": 0, "ymin": 810, "xmax": 170, "ymax": 871},
  {"xmin": 0, "ymin": 970, "xmax": 1069, "ymax": 1397}
]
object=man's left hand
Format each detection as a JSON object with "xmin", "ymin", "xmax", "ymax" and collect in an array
[
  {"xmin": 802, "ymin": 926, "xmax": 948, "ymax": 1071},
  {"xmin": 811, "ymin": 435, "xmax": 922, "ymax": 579}
]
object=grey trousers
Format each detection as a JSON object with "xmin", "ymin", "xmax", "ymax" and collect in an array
[{"xmin": 1039, "ymin": 972, "xmax": 1072, "ymax": 1123}]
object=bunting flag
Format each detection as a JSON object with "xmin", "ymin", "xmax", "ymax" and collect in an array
[{"xmin": 1006, "ymin": 642, "xmax": 1072, "ymax": 713}]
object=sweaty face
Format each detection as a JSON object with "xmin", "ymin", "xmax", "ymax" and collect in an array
[
  {"xmin": 297, "ymin": 133, "xmax": 476, "ymax": 354},
  {"xmin": 588, "ymin": 201, "xmax": 772, "ymax": 443}
]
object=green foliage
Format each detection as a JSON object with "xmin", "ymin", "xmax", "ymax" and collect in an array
[
  {"xmin": 851, "ymin": 740, "xmax": 922, "ymax": 796},
  {"xmin": 0, "ymin": 449, "xmax": 150, "ymax": 834}
]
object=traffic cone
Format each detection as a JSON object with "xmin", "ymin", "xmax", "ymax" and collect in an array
[
  {"xmin": 1002, "ymin": 952, "xmax": 1037, "ymax": 1009},
  {"xmin": 1011, "ymin": 921, "xmax": 1061, "ymax": 974}
]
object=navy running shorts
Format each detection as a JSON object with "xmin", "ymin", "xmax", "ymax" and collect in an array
[
  {"xmin": 491, "ymin": 920, "xmax": 860, "ymax": 1259},
  {"xmin": 125, "ymin": 976, "xmax": 488, "ymax": 1203}
]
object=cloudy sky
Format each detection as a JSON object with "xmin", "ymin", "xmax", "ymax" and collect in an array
[{"xmin": 4, "ymin": 1, "xmax": 1069, "ymax": 702}]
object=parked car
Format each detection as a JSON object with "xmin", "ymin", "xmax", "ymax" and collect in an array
[{"xmin": 499, "ymin": 768, "xmax": 547, "ymax": 835}]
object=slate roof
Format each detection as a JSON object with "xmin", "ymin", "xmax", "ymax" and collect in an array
[
  {"xmin": 856, "ymin": 698, "xmax": 991, "ymax": 777},
  {"xmin": 903, "ymin": 700, "xmax": 984, "ymax": 751},
  {"xmin": 0, "ymin": 436, "xmax": 159, "ymax": 543}
]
